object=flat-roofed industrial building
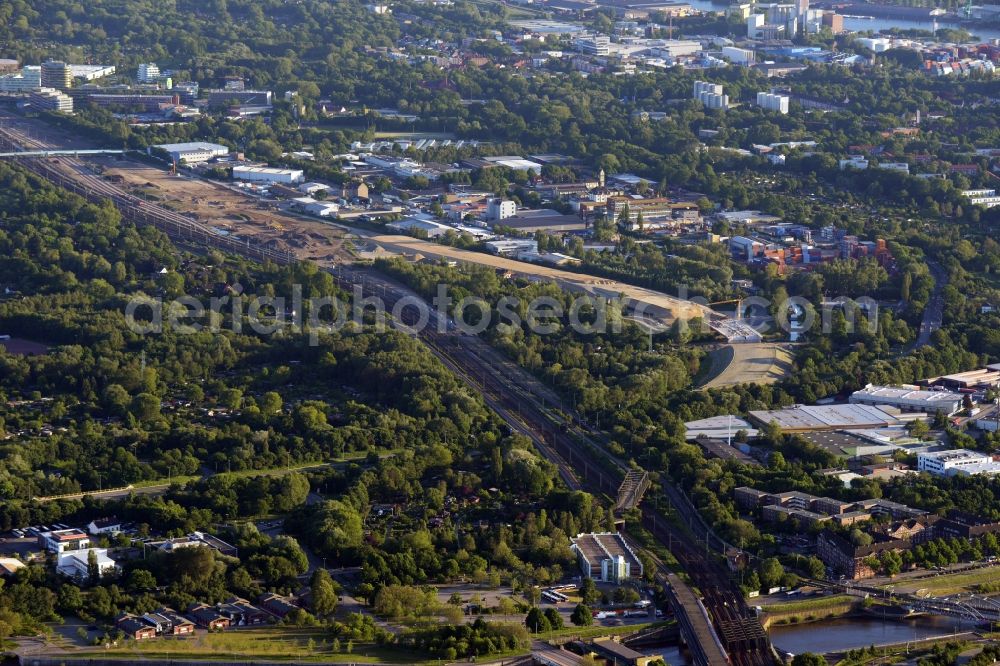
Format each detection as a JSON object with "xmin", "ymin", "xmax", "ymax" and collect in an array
[
  {"xmin": 849, "ymin": 384, "xmax": 962, "ymax": 416},
  {"xmin": 153, "ymin": 142, "xmax": 230, "ymax": 164},
  {"xmin": 232, "ymin": 166, "xmax": 304, "ymax": 184},
  {"xmin": 748, "ymin": 403, "xmax": 915, "ymax": 432}
]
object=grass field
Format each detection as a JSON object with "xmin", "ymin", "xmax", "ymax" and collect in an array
[
  {"xmin": 902, "ymin": 566, "xmax": 1000, "ymax": 595},
  {"xmin": 131, "ymin": 474, "xmax": 200, "ymax": 488},
  {"xmin": 624, "ymin": 522, "xmax": 681, "ymax": 570},
  {"xmin": 537, "ymin": 621, "xmax": 661, "ymax": 641},
  {"xmin": 76, "ymin": 628, "xmax": 416, "ymax": 663},
  {"xmin": 763, "ymin": 594, "xmax": 855, "ymax": 614}
]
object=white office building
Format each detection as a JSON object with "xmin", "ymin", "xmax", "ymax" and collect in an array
[
  {"xmin": 575, "ymin": 36, "xmax": 610, "ymax": 56},
  {"xmin": 757, "ymin": 92, "xmax": 790, "ymax": 114},
  {"xmin": 487, "ymin": 198, "xmax": 516, "ymax": 221},
  {"xmin": 722, "ymin": 46, "xmax": 756, "ymax": 65},
  {"xmin": 918, "ymin": 449, "xmax": 1000, "ymax": 477},
  {"xmin": 570, "ymin": 532, "xmax": 643, "ymax": 583},
  {"xmin": 849, "ymin": 384, "xmax": 962, "ymax": 415},
  {"xmin": 747, "ymin": 13, "xmax": 785, "ymax": 39},
  {"xmin": 69, "ymin": 64, "xmax": 116, "ymax": 81},
  {"xmin": 56, "ymin": 548, "xmax": 119, "ymax": 581},
  {"xmin": 291, "ymin": 197, "xmax": 340, "ymax": 218},
  {"xmin": 153, "ymin": 142, "xmax": 230, "ymax": 164},
  {"xmin": 29, "ymin": 87, "xmax": 74, "ymax": 112},
  {"xmin": 0, "ymin": 66, "xmax": 41, "ymax": 92},
  {"xmin": 232, "ymin": 166, "xmax": 305, "ymax": 185},
  {"xmin": 840, "ymin": 156, "xmax": 869, "ymax": 170},
  {"xmin": 137, "ymin": 63, "xmax": 161, "ymax": 84},
  {"xmin": 652, "ymin": 39, "xmax": 703, "ymax": 58},
  {"xmin": 38, "ymin": 528, "xmax": 90, "ymax": 554},
  {"xmin": 877, "ymin": 162, "xmax": 910, "ymax": 174}
]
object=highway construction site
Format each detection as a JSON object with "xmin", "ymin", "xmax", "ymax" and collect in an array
[
  {"xmin": 97, "ymin": 158, "xmax": 351, "ymax": 266},
  {"xmin": 0, "ymin": 111, "xmax": 793, "ymax": 388}
]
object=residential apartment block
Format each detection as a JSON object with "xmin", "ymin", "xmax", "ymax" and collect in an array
[{"xmin": 757, "ymin": 91, "xmax": 790, "ymax": 114}]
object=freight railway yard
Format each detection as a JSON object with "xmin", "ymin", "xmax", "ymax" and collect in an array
[{"xmin": 0, "ymin": 109, "xmax": 784, "ymax": 665}]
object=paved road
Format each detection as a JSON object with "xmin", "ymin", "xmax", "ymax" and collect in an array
[
  {"xmin": 33, "ymin": 483, "xmax": 175, "ymax": 503},
  {"xmin": 914, "ymin": 260, "xmax": 947, "ymax": 349}
]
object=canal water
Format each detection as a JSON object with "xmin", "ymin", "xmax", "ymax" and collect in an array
[
  {"xmin": 645, "ymin": 645, "xmax": 692, "ymax": 665},
  {"xmin": 642, "ymin": 615, "xmax": 974, "ymax": 664},
  {"xmin": 839, "ymin": 15, "xmax": 1000, "ymax": 42},
  {"xmin": 768, "ymin": 615, "xmax": 974, "ymax": 656}
]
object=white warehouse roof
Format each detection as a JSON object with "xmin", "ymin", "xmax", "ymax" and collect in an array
[
  {"xmin": 232, "ymin": 166, "xmax": 305, "ymax": 183},
  {"xmin": 748, "ymin": 404, "xmax": 911, "ymax": 431},
  {"xmin": 919, "ymin": 449, "xmax": 989, "ymax": 463},
  {"xmin": 233, "ymin": 166, "xmax": 302, "ymax": 175},
  {"xmin": 849, "ymin": 384, "xmax": 963, "ymax": 415},
  {"xmin": 155, "ymin": 142, "xmax": 230, "ymax": 155}
]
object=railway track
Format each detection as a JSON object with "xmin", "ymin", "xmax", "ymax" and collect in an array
[
  {"xmin": 0, "ymin": 123, "xmax": 295, "ymax": 266},
  {"xmin": 0, "ymin": 120, "xmax": 774, "ymax": 664},
  {"xmin": 342, "ymin": 267, "xmax": 775, "ymax": 666}
]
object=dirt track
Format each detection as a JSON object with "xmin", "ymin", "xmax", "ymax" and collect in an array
[{"xmin": 371, "ymin": 234, "xmax": 714, "ymax": 323}]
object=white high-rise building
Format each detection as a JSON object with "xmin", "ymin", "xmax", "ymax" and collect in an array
[
  {"xmin": 757, "ymin": 92, "xmax": 790, "ymax": 114},
  {"xmin": 767, "ymin": 4, "xmax": 799, "ymax": 34},
  {"xmin": 694, "ymin": 81, "xmax": 729, "ymax": 110},
  {"xmin": 693, "ymin": 80, "xmax": 722, "ymax": 98},
  {"xmin": 137, "ymin": 63, "xmax": 160, "ymax": 83}
]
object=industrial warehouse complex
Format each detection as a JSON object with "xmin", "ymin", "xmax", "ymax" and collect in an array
[
  {"xmin": 232, "ymin": 166, "xmax": 305, "ymax": 185},
  {"xmin": 849, "ymin": 384, "xmax": 963, "ymax": 415},
  {"xmin": 152, "ymin": 142, "xmax": 230, "ymax": 164}
]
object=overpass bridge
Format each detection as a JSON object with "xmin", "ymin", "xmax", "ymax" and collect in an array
[
  {"xmin": 664, "ymin": 572, "xmax": 731, "ymax": 665},
  {"xmin": 0, "ymin": 149, "xmax": 126, "ymax": 158},
  {"xmin": 837, "ymin": 581, "xmax": 1000, "ymax": 625},
  {"xmin": 615, "ymin": 469, "xmax": 650, "ymax": 512}
]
